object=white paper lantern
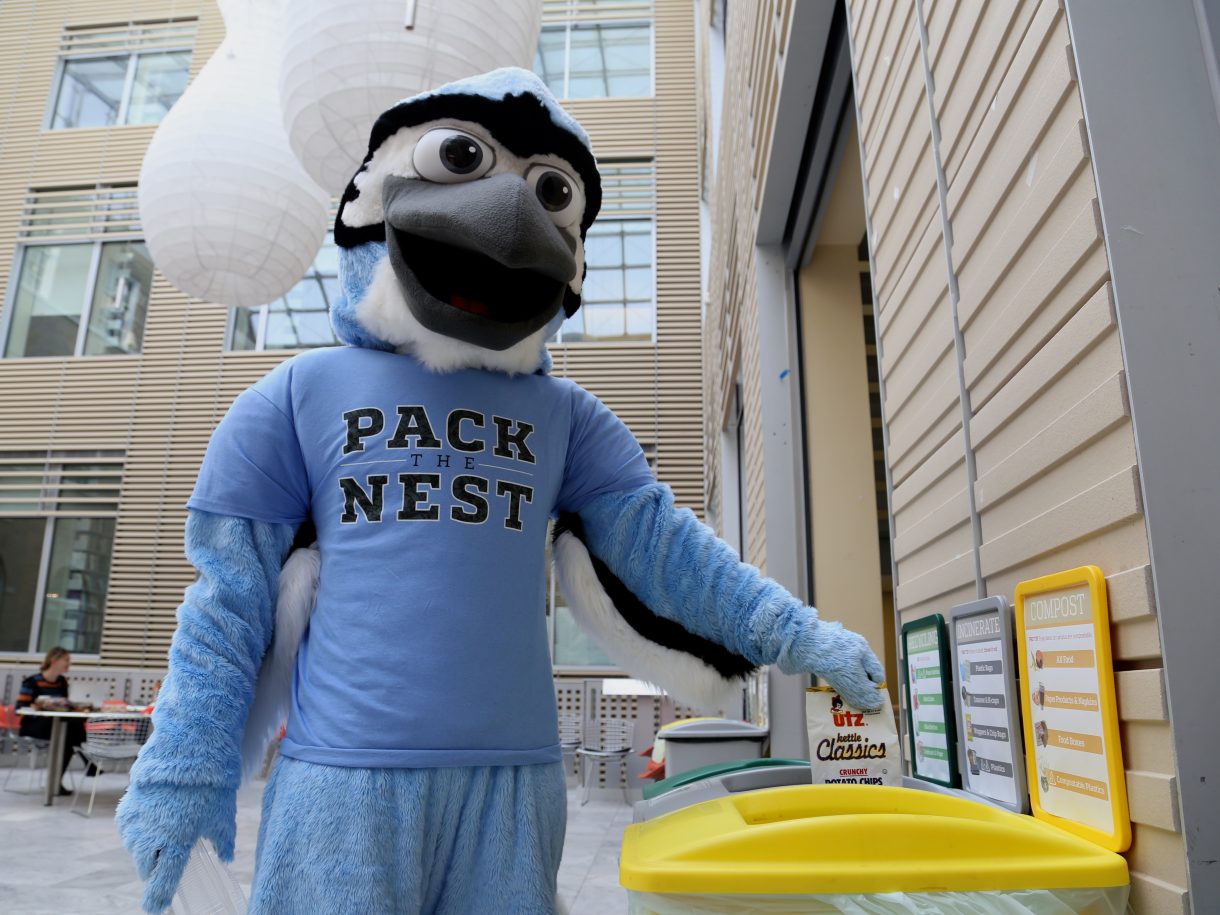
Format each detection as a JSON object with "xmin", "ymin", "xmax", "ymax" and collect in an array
[
  {"xmin": 279, "ymin": 0, "xmax": 544, "ymax": 196},
  {"xmin": 139, "ymin": 0, "xmax": 330, "ymax": 307}
]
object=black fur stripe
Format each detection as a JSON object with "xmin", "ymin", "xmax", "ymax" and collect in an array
[
  {"xmin": 554, "ymin": 513, "xmax": 758, "ymax": 681},
  {"xmin": 291, "ymin": 518, "xmax": 317, "ymax": 552}
]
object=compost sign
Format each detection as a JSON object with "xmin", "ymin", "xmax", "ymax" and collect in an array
[
  {"xmin": 902, "ymin": 614, "xmax": 959, "ymax": 788},
  {"xmin": 1015, "ymin": 566, "xmax": 1130, "ymax": 852},
  {"xmin": 949, "ymin": 596, "xmax": 1028, "ymax": 813}
]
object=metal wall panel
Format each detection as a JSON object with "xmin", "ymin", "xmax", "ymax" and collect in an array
[{"xmin": 702, "ymin": 0, "xmax": 802, "ymax": 573}]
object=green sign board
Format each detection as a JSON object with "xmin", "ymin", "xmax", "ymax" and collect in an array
[{"xmin": 902, "ymin": 614, "xmax": 960, "ymax": 788}]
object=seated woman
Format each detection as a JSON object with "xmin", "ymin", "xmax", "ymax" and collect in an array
[{"xmin": 15, "ymin": 646, "xmax": 88, "ymax": 795}]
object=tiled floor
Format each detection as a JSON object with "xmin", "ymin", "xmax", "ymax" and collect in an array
[{"xmin": 0, "ymin": 759, "xmax": 634, "ymax": 914}]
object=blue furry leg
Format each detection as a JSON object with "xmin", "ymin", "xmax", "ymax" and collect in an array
[{"xmin": 251, "ymin": 758, "xmax": 567, "ymax": 914}]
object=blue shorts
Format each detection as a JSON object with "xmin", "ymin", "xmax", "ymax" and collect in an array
[{"xmin": 251, "ymin": 757, "xmax": 567, "ymax": 914}]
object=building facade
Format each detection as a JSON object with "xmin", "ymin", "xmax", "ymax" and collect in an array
[
  {"xmin": 700, "ymin": 0, "xmax": 1219, "ymax": 911},
  {"xmin": 0, "ymin": 0, "xmax": 704, "ymax": 680}
]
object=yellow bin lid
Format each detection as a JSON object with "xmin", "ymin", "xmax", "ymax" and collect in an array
[{"xmin": 620, "ymin": 785, "xmax": 1129, "ymax": 895}]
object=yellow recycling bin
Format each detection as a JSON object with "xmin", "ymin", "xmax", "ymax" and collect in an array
[{"xmin": 620, "ymin": 785, "xmax": 1129, "ymax": 914}]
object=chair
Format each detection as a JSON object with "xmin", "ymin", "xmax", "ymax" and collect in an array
[
  {"xmin": 70, "ymin": 715, "xmax": 151, "ymax": 817},
  {"xmin": 575, "ymin": 717, "xmax": 634, "ymax": 806},
  {"xmin": 0, "ymin": 703, "xmax": 15, "ymax": 765},
  {"xmin": 2, "ymin": 705, "xmax": 51, "ymax": 794},
  {"xmin": 558, "ymin": 713, "xmax": 582, "ymax": 781}
]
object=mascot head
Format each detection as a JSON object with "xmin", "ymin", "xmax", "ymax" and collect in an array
[{"xmin": 331, "ymin": 68, "xmax": 601, "ymax": 375}]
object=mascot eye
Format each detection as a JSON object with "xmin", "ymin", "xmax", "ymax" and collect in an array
[
  {"xmin": 413, "ymin": 129, "xmax": 495, "ymax": 183},
  {"xmin": 525, "ymin": 165, "xmax": 583, "ymax": 227}
]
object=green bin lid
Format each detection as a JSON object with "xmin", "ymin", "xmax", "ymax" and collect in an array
[{"xmin": 644, "ymin": 758, "xmax": 810, "ymax": 800}]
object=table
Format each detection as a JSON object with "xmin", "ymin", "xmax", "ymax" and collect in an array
[
  {"xmin": 601, "ymin": 678, "xmax": 665, "ymax": 697},
  {"xmin": 15, "ymin": 708, "xmax": 149, "ymax": 806}
]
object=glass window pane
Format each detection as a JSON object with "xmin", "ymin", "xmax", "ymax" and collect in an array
[
  {"xmin": 0, "ymin": 465, "xmax": 48, "ymax": 512},
  {"xmin": 52, "ymin": 56, "xmax": 128, "ymax": 129},
  {"xmin": 624, "ymin": 303, "xmax": 654, "ymax": 339},
  {"xmin": 58, "ymin": 471, "xmax": 120, "ymax": 488},
  {"xmin": 604, "ymin": 28, "xmax": 653, "ymax": 96},
  {"xmin": 581, "ymin": 303, "xmax": 628, "ymax": 340},
  {"xmin": 625, "ymin": 266, "xmax": 652, "ymax": 300},
  {"xmin": 37, "ymin": 516, "xmax": 114, "ymax": 654},
  {"xmin": 83, "ymin": 241, "xmax": 153, "ymax": 355},
  {"xmin": 234, "ymin": 234, "xmax": 340, "ymax": 351},
  {"xmin": 230, "ymin": 306, "xmax": 260, "ymax": 351},
  {"xmin": 558, "ymin": 312, "xmax": 585, "ymax": 342},
  {"xmin": 320, "ymin": 277, "xmax": 341, "ymax": 309},
  {"xmin": 583, "ymin": 230, "xmax": 621, "ymax": 265},
  {"xmin": 582, "ymin": 267, "xmax": 623, "ymax": 303},
  {"xmin": 533, "ymin": 27, "xmax": 568, "ymax": 96},
  {"xmin": 559, "ymin": 218, "xmax": 655, "ymax": 343},
  {"xmin": 553, "ymin": 606, "xmax": 615, "ymax": 667},
  {"xmin": 125, "ymin": 51, "xmax": 192, "ymax": 125},
  {"xmin": 267, "ymin": 306, "xmax": 334, "ymax": 349},
  {"xmin": 567, "ymin": 26, "xmax": 609, "ymax": 98},
  {"xmin": 264, "ymin": 280, "xmax": 336, "ymax": 350},
  {"xmin": 312, "ymin": 232, "xmax": 338, "ymax": 276},
  {"xmin": 100, "ymin": 188, "xmax": 141, "ymax": 235},
  {"xmin": 282, "ymin": 278, "xmax": 326, "ymax": 319},
  {"xmin": 566, "ymin": 24, "xmax": 651, "ymax": 99},
  {"xmin": 0, "ymin": 518, "xmax": 47, "ymax": 652},
  {"xmin": 622, "ymin": 226, "xmax": 652, "ymax": 264},
  {"xmin": 5, "ymin": 244, "xmax": 93, "ymax": 357},
  {"xmin": 25, "ymin": 190, "xmax": 96, "ymax": 238}
]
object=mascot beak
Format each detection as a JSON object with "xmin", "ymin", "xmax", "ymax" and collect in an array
[{"xmin": 381, "ymin": 173, "xmax": 578, "ymax": 351}]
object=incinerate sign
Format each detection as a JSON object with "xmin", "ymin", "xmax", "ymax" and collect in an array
[{"xmin": 949, "ymin": 597, "xmax": 1029, "ymax": 814}]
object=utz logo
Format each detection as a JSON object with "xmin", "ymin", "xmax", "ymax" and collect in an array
[{"xmin": 829, "ymin": 694, "xmax": 866, "ymax": 727}]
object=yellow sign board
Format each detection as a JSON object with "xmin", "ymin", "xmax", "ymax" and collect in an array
[{"xmin": 1015, "ymin": 566, "xmax": 1130, "ymax": 852}]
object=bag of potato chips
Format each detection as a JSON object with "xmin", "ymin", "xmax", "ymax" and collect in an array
[{"xmin": 805, "ymin": 685, "xmax": 900, "ymax": 786}]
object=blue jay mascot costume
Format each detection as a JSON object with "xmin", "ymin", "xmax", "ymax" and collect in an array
[{"xmin": 117, "ymin": 68, "xmax": 885, "ymax": 914}]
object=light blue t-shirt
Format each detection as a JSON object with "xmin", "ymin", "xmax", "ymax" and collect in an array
[{"xmin": 188, "ymin": 346, "xmax": 654, "ymax": 768}]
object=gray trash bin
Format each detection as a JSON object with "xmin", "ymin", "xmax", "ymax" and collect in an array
[
  {"xmin": 634, "ymin": 762, "xmax": 812, "ymax": 822},
  {"xmin": 659, "ymin": 719, "xmax": 768, "ymax": 779}
]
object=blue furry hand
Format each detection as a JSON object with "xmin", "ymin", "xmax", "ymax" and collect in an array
[
  {"xmin": 117, "ymin": 782, "xmax": 236, "ymax": 914},
  {"xmin": 778, "ymin": 620, "xmax": 887, "ymax": 711}
]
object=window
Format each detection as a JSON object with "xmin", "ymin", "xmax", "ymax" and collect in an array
[
  {"xmin": 5, "ymin": 184, "xmax": 150, "ymax": 358},
  {"xmin": 555, "ymin": 161, "xmax": 655, "ymax": 343},
  {"xmin": 534, "ymin": 19, "xmax": 652, "ymax": 98},
  {"xmin": 557, "ymin": 219, "xmax": 654, "ymax": 342},
  {"xmin": 50, "ymin": 50, "xmax": 191, "ymax": 129},
  {"xmin": 551, "ymin": 578, "xmax": 617, "ymax": 668},
  {"xmin": 3, "ymin": 239, "xmax": 152, "ymax": 358},
  {"xmin": 0, "ymin": 452, "xmax": 122, "ymax": 655},
  {"xmin": 547, "ymin": 535, "xmax": 618, "ymax": 670},
  {"xmin": 229, "ymin": 233, "xmax": 340, "ymax": 351},
  {"xmin": 49, "ymin": 18, "xmax": 195, "ymax": 130}
]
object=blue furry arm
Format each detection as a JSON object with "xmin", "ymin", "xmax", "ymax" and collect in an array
[
  {"xmin": 577, "ymin": 483, "xmax": 885, "ymax": 710},
  {"xmin": 117, "ymin": 509, "xmax": 296, "ymax": 914}
]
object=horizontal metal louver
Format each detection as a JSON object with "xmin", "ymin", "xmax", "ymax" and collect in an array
[
  {"xmin": 17, "ymin": 184, "xmax": 140, "ymax": 243},
  {"xmin": 0, "ymin": 451, "xmax": 124, "ymax": 515},
  {"xmin": 599, "ymin": 161, "xmax": 655, "ymax": 215},
  {"xmin": 542, "ymin": 1, "xmax": 653, "ymax": 23},
  {"xmin": 59, "ymin": 18, "xmax": 197, "ymax": 57}
]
